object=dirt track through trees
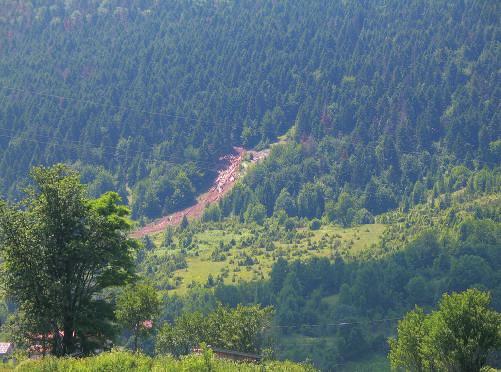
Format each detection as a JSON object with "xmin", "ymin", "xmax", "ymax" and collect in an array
[{"xmin": 131, "ymin": 147, "xmax": 269, "ymax": 238}]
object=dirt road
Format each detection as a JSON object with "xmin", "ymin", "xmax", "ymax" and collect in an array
[{"xmin": 131, "ymin": 147, "xmax": 269, "ymax": 238}]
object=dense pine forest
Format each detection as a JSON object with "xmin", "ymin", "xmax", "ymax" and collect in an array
[
  {"xmin": 0, "ymin": 0, "xmax": 500, "ymax": 370},
  {"xmin": 1, "ymin": 0, "xmax": 499, "ymax": 220}
]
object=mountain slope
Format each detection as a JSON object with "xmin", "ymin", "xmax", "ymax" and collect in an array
[{"xmin": 0, "ymin": 0, "xmax": 498, "ymax": 221}]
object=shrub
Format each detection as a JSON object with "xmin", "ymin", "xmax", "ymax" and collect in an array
[
  {"xmin": 309, "ymin": 219, "xmax": 321, "ymax": 230},
  {"xmin": 16, "ymin": 350, "xmax": 316, "ymax": 371}
]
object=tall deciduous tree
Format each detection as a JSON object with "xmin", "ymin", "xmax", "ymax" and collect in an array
[
  {"xmin": 156, "ymin": 304, "xmax": 272, "ymax": 356},
  {"xmin": 388, "ymin": 307, "xmax": 426, "ymax": 371},
  {"xmin": 0, "ymin": 165, "xmax": 137, "ymax": 355},
  {"xmin": 115, "ymin": 282, "xmax": 161, "ymax": 352},
  {"xmin": 389, "ymin": 289, "xmax": 501, "ymax": 371}
]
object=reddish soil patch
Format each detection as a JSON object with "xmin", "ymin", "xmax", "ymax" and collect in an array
[{"xmin": 131, "ymin": 147, "xmax": 269, "ymax": 238}]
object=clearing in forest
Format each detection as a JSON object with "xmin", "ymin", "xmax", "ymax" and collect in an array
[{"xmin": 142, "ymin": 223, "xmax": 386, "ymax": 294}]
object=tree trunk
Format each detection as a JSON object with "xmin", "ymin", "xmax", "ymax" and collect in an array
[
  {"xmin": 42, "ymin": 335, "xmax": 46, "ymax": 358},
  {"xmin": 134, "ymin": 323, "xmax": 139, "ymax": 352},
  {"xmin": 52, "ymin": 323, "xmax": 63, "ymax": 357},
  {"xmin": 62, "ymin": 319, "xmax": 74, "ymax": 355}
]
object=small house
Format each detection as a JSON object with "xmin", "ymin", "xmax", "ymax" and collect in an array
[{"xmin": 0, "ymin": 343, "xmax": 13, "ymax": 356}]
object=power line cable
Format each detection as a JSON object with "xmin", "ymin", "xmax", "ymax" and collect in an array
[
  {"xmin": 1, "ymin": 85, "xmax": 498, "ymax": 166},
  {"xmin": 0, "ymin": 131, "xmax": 217, "ymax": 168},
  {"xmin": 0, "ymin": 85, "xmax": 233, "ymax": 129},
  {"xmin": 270, "ymin": 317, "xmax": 401, "ymax": 329},
  {"xmin": 0, "ymin": 85, "xmax": 244, "ymax": 171}
]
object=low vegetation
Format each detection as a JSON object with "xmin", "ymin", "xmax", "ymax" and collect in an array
[
  {"xmin": 139, "ymin": 221, "xmax": 385, "ymax": 294},
  {"xmin": 15, "ymin": 350, "xmax": 315, "ymax": 372}
]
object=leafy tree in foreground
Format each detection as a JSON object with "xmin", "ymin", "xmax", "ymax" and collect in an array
[
  {"xmin": 388, "ymin": 307, "xmax": 426, "ymax": 371},
  {"xmin": 389, "ymin": 289, "xmax": 501, "ymax": 371},
  {"xmin": 156, "ymin": 304, "xmax": 273, "ymax": 356},
  {"xmin": 0, "ymin": 164, "xmax": 137, "ymax": 356},
  {"xmin": 156, "ymin": 312, "xmax": 206, "ymax": 357},
  {"xmin": 115, "ymin": 282, "xmax": 161, "ymax": 352},
  {"xmin": 206, "ymin": 304, "xmax": 273, "ymax": 354}
]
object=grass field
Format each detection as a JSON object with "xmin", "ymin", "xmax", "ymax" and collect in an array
[{"xmin": 144, "ymin": 223, "xmax": 386, "ymax": 294}]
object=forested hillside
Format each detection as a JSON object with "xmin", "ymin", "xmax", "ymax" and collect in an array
[
  {"xmin": 0, "ymin": 1, "xmax": 500, "ymax": 370},
  {"xmin": 1, "ymin": 0, "xmax": 499, "ymax": 221},
  {"xmin": 131, "ymin": 165, "xmax": 500, "ymax": 369}
]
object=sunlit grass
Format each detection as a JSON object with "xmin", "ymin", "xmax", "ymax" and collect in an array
[
  {"xmin": 146, "ymin": 223, "xmax": 386, "ymax": 294},
  {"xmin": 13, "ymin": 350, "xmax": 314, "ymax": 372}
]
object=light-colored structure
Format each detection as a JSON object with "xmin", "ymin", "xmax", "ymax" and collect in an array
[{"xmin": 0, "ymin": 342, "xmax": 13, "ymax": 357}]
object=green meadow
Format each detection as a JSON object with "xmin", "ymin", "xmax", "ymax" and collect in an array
[{"xmin": 144, "ymin": 223, "xmax": 386, "ymax": 294}]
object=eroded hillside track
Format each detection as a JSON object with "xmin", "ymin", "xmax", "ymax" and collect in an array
[{"xmin": 131, "ymin": 147, "xmax": 269, "ymax": 238}]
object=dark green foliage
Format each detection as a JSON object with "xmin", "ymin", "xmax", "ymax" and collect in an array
[
  {"xmin": 405, "ymin": 276, "xmax": 432, "ymax": 307},
  {"xmin": 448, "ymin": 255, "xmax": 493, "ymax": 292},
  {"xmin": 180, "ymin": 215, "xmax": 189, "ymax": 230},
  {"xmin": 276, "ymin": 270, "xmax": 306, "ymax": 328},
  {"xmin": 274, "ymin": 189, "xmax": 296, "ymax": 217},
  {"xmin": 309, "ymin": 219, "xmax": 321, "ymax": 231},
  {"xmin": 0, "ymin": 0, "xmax": 498, "ymax": 221},
  {"xmin": 337, "ymin": 325, "xmax": 370, "ymax": 362},
  {"xmin": 270, "ymin": 257, "xmax": 289, "ymax": 294},
  {"xmin": 156, "ymin": 304, "xmax": 273, "ymax": 356},
  {"xmin": 297, "ymin": 183, "xmax": 325, "ymax": 220},
  {"xmin": 162, "ymin": 227, "xmax": 175, "ymax": 248},
  {"xmin": 202, "ymin": 204, "xmax": 222, "ymax": 223},
  {"xmin": 244, "ymin": 202, "xmax": 267, "ymax": 225},
  {"xmin": 0, "ymin": 165, "xmax": 136, "ymax": 356}
]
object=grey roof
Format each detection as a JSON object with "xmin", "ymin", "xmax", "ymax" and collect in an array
[{"xmin": 0, "ymin": 343, "xmax": 13, "ymax": 354}]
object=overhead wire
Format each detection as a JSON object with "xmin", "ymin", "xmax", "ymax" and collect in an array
[
  {"xmin": 0, "ymin": 87, "xmax": 224, "ymax": 166},
  {"xmin": 0, "ymin": 84, "xmax": 240, "ymax": 177},
  {"xmin": 0, "ymin": 83, "xmax": 498, "ymax": 183},
  {"xmin": 269, "ymin": 317, "xmax": 401, "ymax": 329},
  {"xmin": 0, "ymin": 84, "xmax": 234, "ymax": 130},
  {"xmin": 0, "ymin": 130, "xmax": 220, "ymax": 170},
  {"xmin": 1, "ymin": 84, "xmax": 498, "ymax": 166}
]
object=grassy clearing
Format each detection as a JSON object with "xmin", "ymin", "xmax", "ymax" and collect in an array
[{"xmin": 144, "ymin": 223, "xmax": 385, "ymax": 295}]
